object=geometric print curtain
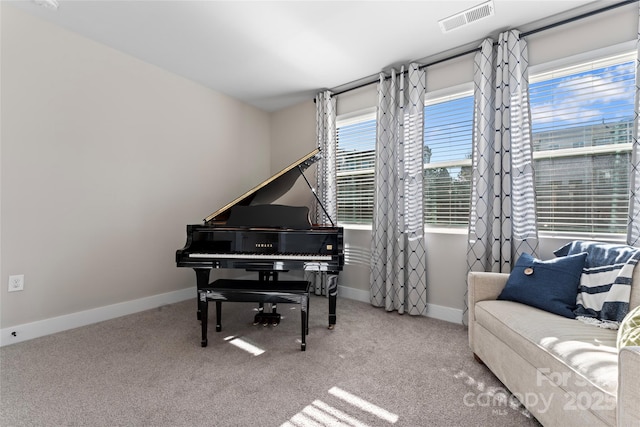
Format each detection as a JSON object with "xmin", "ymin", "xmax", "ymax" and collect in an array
[
  {"xmin": 370, "ymin": 64, "xmax": 428, "ymax": 315},
  {"xmin": 314, "ymin": 90, "xmax": 338, "ymax": 226},
  {"xmin": 466, "ymin": 30, "xmax": 539, "ymax": 278},
  {"xmin": 628, "ymin": 2, "xmax": 640, "ymax": 247},
  {"xmin": 312, "ymin": 90, "xmax": 337, "ymax": 296},
  {"xmin": 465, "ymin": 30, "xmax": 539, "ymax": 324}
]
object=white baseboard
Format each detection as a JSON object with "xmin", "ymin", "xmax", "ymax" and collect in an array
[
  {"xmin": 337, "ymin": 284, "xmax": 370, "ymax": 302},
  {"xmin": 425, "ymin": 303, "xmax": 464, "ymax": 324},
  {"xmin": 1, "ymin": 285, "xmax": 463, "ymax": 347},
  {"xmin": 0, "ymin": 287, "xmax": 196, "ymax": 347},
  {"xmin": 338, "ymin": 285, "xmax": 463, "ymax": 324}
]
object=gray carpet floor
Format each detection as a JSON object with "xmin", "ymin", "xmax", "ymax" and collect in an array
[{"xmin": 1, "ymin": 295, "xmax": 541, "ymax": 426}]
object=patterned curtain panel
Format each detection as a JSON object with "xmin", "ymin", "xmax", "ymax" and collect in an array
[
  {"xmin": 370, "ymin": 64, "xmax": 428, "ymax": 315},
  {"xmin": 312, "ymin": 90, "xmax": 337, "ymax": 295},
  {"xmin": 465, "ymin": 31, "xmax": 539, "ymax": 322},
  {"xmin": 315, "ymin": 90, "xmax": 338, "ymax": 226},
  {"xmin": 628, "ymin": 2, "xmax": 640, "ymax": 247}
]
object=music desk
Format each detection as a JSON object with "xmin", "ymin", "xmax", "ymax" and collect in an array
[{"xmin": 198, "ymin": 279, "xmax": 311, "ymax": 351}]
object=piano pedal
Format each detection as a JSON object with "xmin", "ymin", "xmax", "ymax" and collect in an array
[
  {"xmin": 253, "ymin": 313, "xmax": 263, "ymax": 326},
  {"xmin": 253, "ymin": 312, "xmax": 281, "ymax": 327},
  {"xmin": 271, "ymin": 315, "xmax": 280, "ymax": 327}
]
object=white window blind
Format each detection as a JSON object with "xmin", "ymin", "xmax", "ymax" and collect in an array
[
  {"xmin": 336, "ymin": 111, "xmax": 376, "ymax": 224},
  {"xmin": 333, "ymin": 51, "xmax": 635, "ymax": 233},
  {"xmin": 423, "ymin": 93, "xmax": 474, "ymax": 227},
  {"xmin": 529, "ymin": 52, "xmax": 636, "ymax": 235}
]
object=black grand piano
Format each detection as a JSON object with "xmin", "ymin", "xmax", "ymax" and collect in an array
[{"xmin": 176, "ymin": 148, "xmax": 344, "ymax": 344}]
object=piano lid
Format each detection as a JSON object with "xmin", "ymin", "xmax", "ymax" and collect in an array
[{"xmin": 204, "ymin": 148, "xmax": 321, "ymax": 224}]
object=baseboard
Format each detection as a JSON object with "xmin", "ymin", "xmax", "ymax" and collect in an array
[
  {"xmin": 338, "ymin": 285, "xmax": 463, "ymax": 324},
  {"xmin": 425, "ymin": 303, "xmax": 464, "ymax": 324},
  {"xmin": 0, "ymin": 287, "xmax": 196, "ymax": 347},
  {"xmin": 337, "ymin": 284, "xmax": 370, "ymax": 302},
  {"xmin": 1, "ymin": 285, "xmax": 463, "ymax": 347}
]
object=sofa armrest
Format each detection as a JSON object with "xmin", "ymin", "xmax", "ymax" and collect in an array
[
  {"xmin": 467, "ymin": 271, "xmax": 509, "ymax": 350},
  {"xmin": 467, "ymin": 272, "xmax": 509, "ymax": 304},
  {"xmin": 618, "ymin": 346, "xmax": 640, "ymax": 426}
]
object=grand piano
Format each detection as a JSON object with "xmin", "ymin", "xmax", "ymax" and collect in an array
[{"xmin": 176, "ymin": 148, "xmax": 344, "ymax": 333}]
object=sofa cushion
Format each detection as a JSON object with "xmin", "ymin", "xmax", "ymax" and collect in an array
[
  {"xmin": 618, "ymin": 305, "xmax": 640, "ymax": 349},
  {"xmin": 554, "ymin": 240, "xmax": 640, "ymax": 324},
  {"xmin": 475, "ymin": 300, "xmax": 619, "ymax": 397},
  {"xmin": 498, "ymin": 252, "xmax": 586, "ymax": 318}
]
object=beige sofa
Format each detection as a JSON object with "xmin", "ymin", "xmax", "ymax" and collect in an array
[{"xmin": 468, "ymin": 265, "xmax": 640, "ymax": 426}]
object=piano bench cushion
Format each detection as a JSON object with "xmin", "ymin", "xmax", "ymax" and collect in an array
[
  {"xmin": 201, "ymin": 279, "xmax": 311, "ymax": 304},
  {"xmin": 206, "ymin": 279, "xmax": 310, "ymax": 292}
]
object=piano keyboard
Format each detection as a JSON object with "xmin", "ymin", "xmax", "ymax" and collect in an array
[{"xmin": 188, "ymin": 253, "xmax": 333, "ymax": 261}]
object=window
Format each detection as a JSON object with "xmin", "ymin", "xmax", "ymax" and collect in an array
[
  {"xmin": 333, "ymin": 49, "xmax": 636, "ymax": 235},
  {"xmin": 530, "ymin": 51, "xmax": 636, "ymax": 235},
  {"xmin": 423, "ymin": 91, "xmax": 474, "ymax": 227},
  {"xmin": 336, "ymin": 110, "xmax": 376, "ymax": 224},
  {"xmin": 336, "ymin": 92, "xmax": 475, "ymax": 227}
]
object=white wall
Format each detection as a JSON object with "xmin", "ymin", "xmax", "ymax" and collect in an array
[
  {"xmin": 271, "ymin": 2, "xmax": 639, "ymax": 324},
  {"xmin": 0, "ymin": 5, "xmax": 271, "ymax": 342},
  {"xmin": 269, "ymin": 100, "xmax": 317, "ymax": 209}
]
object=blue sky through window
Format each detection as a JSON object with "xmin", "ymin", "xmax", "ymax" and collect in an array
[
  {"xmin": 424, "ymin": 96, "xmax": 474, "ymax": 164},
  {"xmin": 529, "ymin": 61, "xmax": 635, "ymax": 133},
  {"xmin": 339, "ymin": 60, "xmax": 635, "ymax": 167}
]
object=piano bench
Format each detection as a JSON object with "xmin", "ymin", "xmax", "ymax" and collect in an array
[{"xmin": 198, "ymin": 279, "xmax": 311, "ymax": 351}]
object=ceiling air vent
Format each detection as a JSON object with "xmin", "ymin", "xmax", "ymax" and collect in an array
[{"xmin": 439, "ymin": 0, "xmax": 495, "ymax": 33}]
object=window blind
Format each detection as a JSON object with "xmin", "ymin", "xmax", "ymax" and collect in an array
[
  {"xmin": 529, "ymin": 52, "xmax": 636, "ymax": 234},
  {"xmin": 336, "ymin": 115, "xmax": 376, "ymax": 224},
  {"xmin": 333, "ymin": 51, "xmax": 635, "ymax": 233},
  {"xmin": 423, "ymin": 94, "xmax": 474, "ymax": 227}
]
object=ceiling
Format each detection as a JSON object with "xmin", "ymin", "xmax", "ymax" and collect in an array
[{"xmin": 7, "ymin": 0, "xmax": 609, "ymax": 112}]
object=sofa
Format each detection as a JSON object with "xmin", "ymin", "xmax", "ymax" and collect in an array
[{"xmin": 467, "ymin": 244, "xmax": 640, "ymax": 426}]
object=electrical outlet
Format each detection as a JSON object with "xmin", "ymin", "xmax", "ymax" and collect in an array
[{"xmin": 8, "ymin": 275, "xmax": 24, "ymax": 292}]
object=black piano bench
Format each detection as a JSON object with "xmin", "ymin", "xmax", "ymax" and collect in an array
[{"xmin": 198, "ymin": 279, "xmax": 311, "ymax": 351}]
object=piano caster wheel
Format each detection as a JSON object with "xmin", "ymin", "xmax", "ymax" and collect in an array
[
  {"xmin": 201, "ymin": 340, "xmax": 208, "ymax": 347},
  {"xmin": 328, "ymin": 324, "xmax": 335, "ymax": 330},
  {"xmin": 301, "ymin": 343, "xmax": 306, "ymax": 351},
  {"xmin": 216, "ymin": 325, "xmax": 221, "ymax": 332}
]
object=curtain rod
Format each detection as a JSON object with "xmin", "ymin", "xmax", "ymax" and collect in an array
[{"xmin": 331, "ymin": 0, "xmax": 637, "ymax": 97}]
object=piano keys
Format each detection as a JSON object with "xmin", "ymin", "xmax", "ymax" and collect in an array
[{"xmin": 176, "ymin": 148, "xmax": 344, "ymax": 330}]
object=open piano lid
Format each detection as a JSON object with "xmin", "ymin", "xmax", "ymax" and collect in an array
[{"xmin": 204, "ymin": 148, "xmax": 321, "ymax": 225}]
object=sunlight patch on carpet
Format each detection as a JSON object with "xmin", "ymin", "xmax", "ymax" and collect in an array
[
  {"xmin": 224, "ymin": 335, "xmax": 265, "ymax": 356},
  {"xmin": 281, "ymin": 399, "xmax": 374, "ymax": 427},
  {"xmin": 309, "ymin": 400, "xmax": 371, "ymax": 427},
  {"xmin": 328, "ymin": 386, "xmax": 399, "ymax": 423},
  {"xmin": 451, "ymin": 368, "xmax": 533, "ymax": 418},
  {"xmin": 280, "ymin": 387, "xmax": 399, "ymax": 426}
]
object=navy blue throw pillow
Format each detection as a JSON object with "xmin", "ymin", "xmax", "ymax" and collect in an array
[{"xmin": 498, "ymin": 252, "xmax": 588, "ymax": 318}]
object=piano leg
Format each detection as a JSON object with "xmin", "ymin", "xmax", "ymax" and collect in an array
[
  {"xmin": 198, "ymin": 291, "xmax": 208, "ymax": 347},
  {"xmin": 194, "ymin": 268, "xmax": 211, "ymax": 321},
  {"xmin": 215, "ymin": 301, "xmax": 222, "ymax": 332},
  {"xmin": 301, "ymin": 294, "xmax": 307, "ymax": 351},
  {"xmin": 327, "ymin": 273, "xmax": 338, "ymax": 330}
]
